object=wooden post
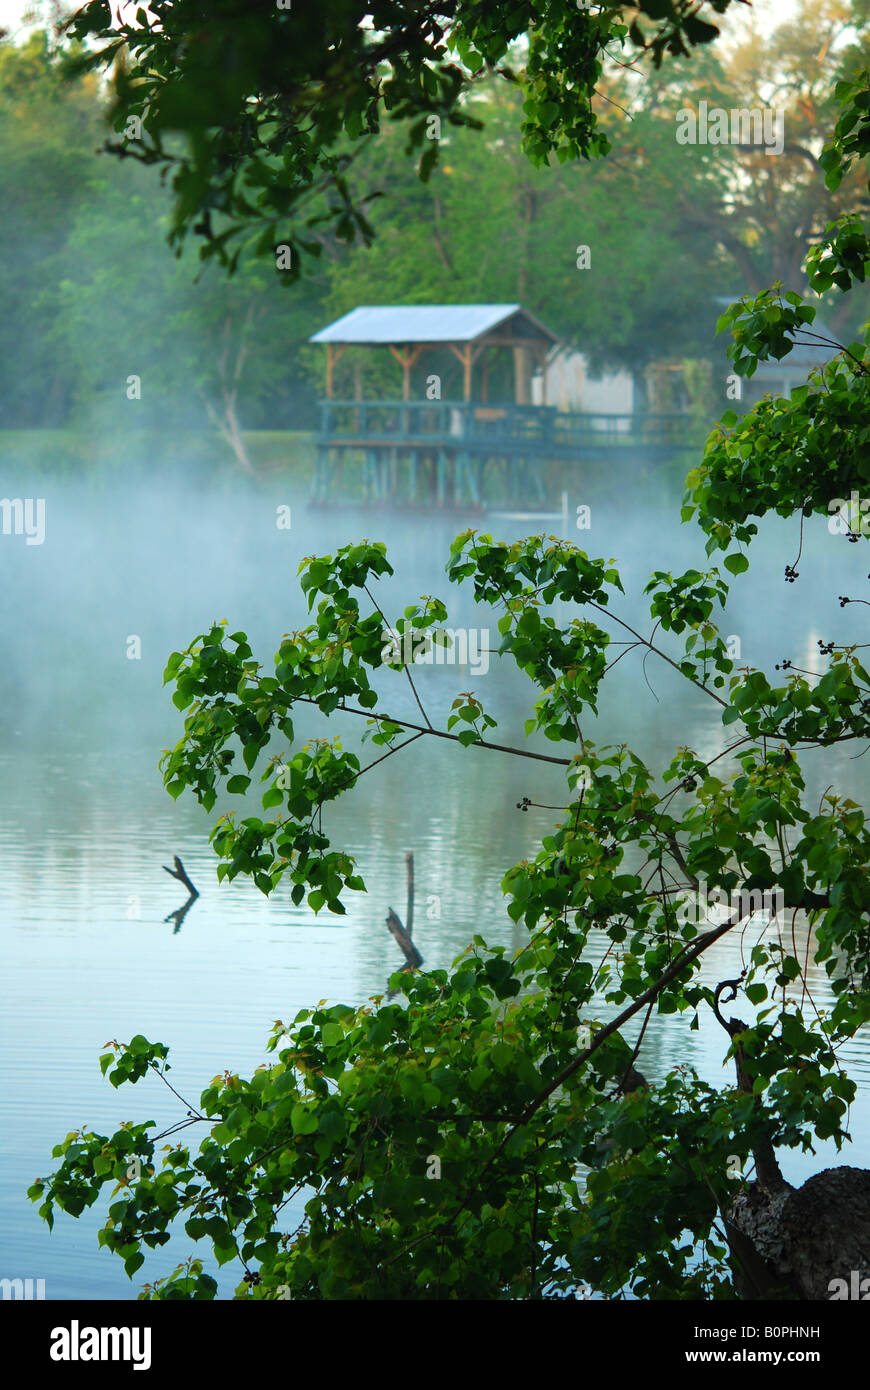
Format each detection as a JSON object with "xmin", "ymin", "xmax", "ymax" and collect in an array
[
  {"xmin": 512, "ymin": 345, "xmax": 531, "ymax": 405},
  {"xmin": 388, "ymin": 344, "xmax": 425, "ymax": 401},
  {"xmin": 447, "ymin": 343, "xmax": 474, "ymax": 400},
  {"xmin": 325, "ymin": 343, "xmax": 347, "ymax": 398},
  {"xmin": 386, "ymin": 909, "xmax": 423, "ymax": 969},
  {"xmin": 405, "ymin": 852, "xmax": 414, "ymax": 939},
  {"xmin": 386, "ymin": 852, "xmax": 422, "ymax": 972}
]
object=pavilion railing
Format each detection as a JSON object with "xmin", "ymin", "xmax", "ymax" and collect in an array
[{"xmin": 316, "ymin": 400, "xmax": 697, "ymax": 450}]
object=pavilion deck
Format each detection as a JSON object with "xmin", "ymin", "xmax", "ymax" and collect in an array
[{"xmin": 311, "ymin": 398, "xmax": 695, "ymax": 508}]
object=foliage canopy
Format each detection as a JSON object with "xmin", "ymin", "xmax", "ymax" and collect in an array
[{"xmin": 65, "ymin": 0, "xmax": 741, "ymax": 275}]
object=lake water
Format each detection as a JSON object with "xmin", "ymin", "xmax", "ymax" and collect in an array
[{"xmin": 2, "ymin": 462, "xmax": 868, "ymax": 1298}]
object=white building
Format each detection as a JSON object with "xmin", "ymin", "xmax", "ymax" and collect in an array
[{"xmin": 533, "ymin": 349, "xmax": 635, "ymax": 417}]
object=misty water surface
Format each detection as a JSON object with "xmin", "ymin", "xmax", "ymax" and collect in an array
[{"xmin": 1, "ymin": 459, "xmax": 868, "ymax": 1297}]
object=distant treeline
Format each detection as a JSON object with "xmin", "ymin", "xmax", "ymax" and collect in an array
[{"xmin": 2, "ymin": 23, "xmax": 869, "ymax": 458}]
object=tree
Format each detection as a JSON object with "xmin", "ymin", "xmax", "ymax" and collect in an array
[
  {"xmin": 313, "ymin": 75, "xmax": 732, "ymax": 401},
  {"xmin": 61, "ymin": 0, "xmax": 742, "ymax": 277},
  {"xmin": 0, "ymin": 26, "xmax": 330, "ymax": 450},
  {"xmin": 0, "ymin": 31, "xmax": 104, "ymax": 426},
  {"xmin": 29, "ymin": 5, "xmax": 870, "ymax": 1299},
  {"xmin": 55, "ymin": 168, "xmax": 322, "ymax": 470},
  {"xmin": 624, "ymin": 0, "xmax": 870, "ymax": 339},
  {"xmin": 57, "ymin": 0, "xmax": 868, "ymax": 408}
]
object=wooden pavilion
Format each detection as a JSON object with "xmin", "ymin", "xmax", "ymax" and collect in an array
[
  {"xmin": 310, "ymin": 303, "xmax": 560, "ymax": 404},
  {"xmin": 306, "ymin": 304, "xmax": 694, "ymax": 509}
]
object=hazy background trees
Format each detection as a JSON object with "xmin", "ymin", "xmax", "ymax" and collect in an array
[{"xmin": 2, "ymin": 0, "xmax": 870, "ymax": 444}]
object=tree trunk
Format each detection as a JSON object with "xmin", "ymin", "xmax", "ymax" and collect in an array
[
  {"xmin": 221, "ymin": 393, "xmax": 256, "ymax": 475},
  {"xmin": 727, "ymin": 1166, "xmax": 870, "ymax": 1300},
  {"xmin": 202, "ymin": 391, "xmax": 256, "ymax": 475},
  {"xmin": 714, "ymin": 987, "xmax": 870, "ymax": 1299}
]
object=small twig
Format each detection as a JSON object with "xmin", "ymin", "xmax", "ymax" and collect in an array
[{"xmin": 147, "ymin": 1060, "xmax": 205, "ymax": 1118}]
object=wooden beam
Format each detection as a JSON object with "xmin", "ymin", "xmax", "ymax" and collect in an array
[
  {"xmin": 475, "ymin": 336, "xmax": 557, "ymax": 350},
  {"xmin": 387, "ymin": 344, "xmax": 426, "ymax": 400},
  {"xmin": 387, "ymin": 345, "xmax": 411, "ymax": 401},
  {"xmin": 447, "ymin": 343, "xmax": 474, "ymax": 400},
  {"xmin": 325, "ymin": 343, "xmax": 348, "ymax": 398},
  {"xmin": 407, "ymin": 345, "xmax": 425, "ymax": 400}
]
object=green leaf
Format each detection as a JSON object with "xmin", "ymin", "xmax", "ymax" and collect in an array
[
  {"xmin": 291, "ymin": 1104, "xmax": 318, "ymax": 1136},
  {"xmin": 723, "ymin": 553, "xmax": 749, "ymax": 575}
]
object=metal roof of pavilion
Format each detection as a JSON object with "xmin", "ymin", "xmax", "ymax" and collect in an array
[{"xmin": 309, "ymin": 304, "xmax": 560, "ymax": 345}]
